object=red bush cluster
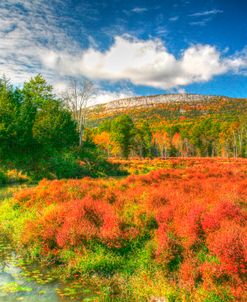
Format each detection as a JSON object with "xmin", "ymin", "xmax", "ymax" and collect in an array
[{"xmin": 15, "ymin": 158, "xmax": 247, "ymax": 299}]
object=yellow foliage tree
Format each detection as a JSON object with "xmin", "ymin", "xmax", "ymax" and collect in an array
[
  {"xmin": 152, "ymin": 130, "xmax": 170, "ymax": 158},
  {"xmin": 93, "ymin": 131, "xmax": 112, "ymax": 156}
]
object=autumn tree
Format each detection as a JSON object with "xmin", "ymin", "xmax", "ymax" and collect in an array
[
  {"xmin": 93, "ymin": 131, "xmax": 112, "ymax": 156},
  {"xmin": 172, "ymin": 132, "xmax": 181, "ymax": 155},
  {"xmin": 152, "ymin": 130, "xmax": 171, "ymax": 158}
]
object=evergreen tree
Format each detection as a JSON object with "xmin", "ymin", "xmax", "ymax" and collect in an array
[{"xmin": 111, "ymin": 115, "xmax": 135, "ymax": 159}]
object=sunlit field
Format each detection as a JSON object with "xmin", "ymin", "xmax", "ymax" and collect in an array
[{"xmin": 0, "ymin": 158, "xmax": 246, "ymax": 301}]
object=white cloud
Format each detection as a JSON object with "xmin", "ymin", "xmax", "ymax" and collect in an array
[
  {"xmin": 179, "ymin": 44, "xmax": 227, "ymax": 83},
  {"xmin": 188, "ymin": 9, "xmax": 223, "ymax": 26},
  {"xmin": 189, "ymin": 9, "xmax": 223, "ymax": 17},
  {"xmin": 131, "ymin": 7, "xmax": 147, "ymax": 13},
  {"xmin": 169, "ymin": 16, "xmax": 179, "ymax": 22},
  {"xmin": 189, "ymin": 19, "xmax": 211, "ymax": 26},
  {"xmin": 177, "ymin": 88, "xmax": 186, "ymax": 94},
  {"xmin": 53, "ymin": 80, "xmax": 135, "ymax": 106},
  {"xmin": 225, "ymin": 47, "xmax": 247, "ymax": 72},
  {"xmin": 39, "ymin": 36, "xmax": 247, "ymax": 90},
  {"xmin": 0, "ymin": 0, "xmax": 82, "ymax": 85},
  {"xmin": 93, "ymin": 90, "xmax": 135, "ymax": 105}
]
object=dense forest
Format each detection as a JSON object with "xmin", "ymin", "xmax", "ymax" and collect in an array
[
  {"xmin": 91, "ymin": 113, "xmax": 247, "ymax": 159},
  {"xmin": 89, "ymin": 96, "xmax": 247, "ymax": 159},
  {"xmin": 0, "ymin": 75, "xmax": 121, "ymax": 182}
]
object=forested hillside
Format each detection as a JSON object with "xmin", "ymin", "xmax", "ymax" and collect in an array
[{"xmin": 87, "ymin": 94, "xmax": 247, "ymax": 159}]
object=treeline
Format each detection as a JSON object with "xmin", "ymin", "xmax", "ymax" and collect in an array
[
  {"xmin": 0, "ymin": 75, "xmax": 120, "ymax": 180},
  {"xmin": 1, "ymin": 74, "xmax": 246, "ymax": 178},
  {"xmin": 92, "ymin": 114, "xmax": 247, "ymax": 159}
]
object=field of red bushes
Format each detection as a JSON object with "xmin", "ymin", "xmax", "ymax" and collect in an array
[{"xmin": 13, "ymin": 158, "xmax": 247, "ymax": 300}]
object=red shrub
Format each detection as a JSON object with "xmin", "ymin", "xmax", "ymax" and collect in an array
[
  {"xmin": 207, "ymin": 221, "xmax": 247, "ymax": 276},
  {"xmin": 16, "ymin": 157, "xmax": 247, "ymax": 298},
  {"xmin": 202, "ymin": 200, "xmax": 245, "ymax": 233}
]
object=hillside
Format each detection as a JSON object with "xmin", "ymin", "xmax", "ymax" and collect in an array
[{"xmin": 87, "ymin": 93, "xmax": 247, "ymax": 126}]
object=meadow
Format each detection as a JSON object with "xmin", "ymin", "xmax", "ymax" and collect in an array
[{"xmin": 0, "ymin": 157, "xmax": 246, "ymax": 301}]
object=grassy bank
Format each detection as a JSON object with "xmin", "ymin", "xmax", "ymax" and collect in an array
[
  {"xmin": 0, "ymin": 144, "xmax": 127, "ymax": 184},
  {"xmin": 0, "ymin": 158, "xmax": 246, "ymax": 301}
]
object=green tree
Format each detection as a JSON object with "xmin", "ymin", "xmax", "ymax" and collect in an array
[
  {"xmin": 135, "ymin": 121, "xmax": 153, "ymax": 158},
  {"xmin": 22, "ymin": 74, "xmax": 54, "ymax": 108},
  {"xmin": 33, "ymin": 100, "xmax": 78, "ymax": 151},
  {"xmin": 111, "ymin": 115, "xmax": 135, "ymax": 159},
  {"xmin": 15, "ymin": 94, "xmax": 36, "ymax": 151},
  {"xmin": 0, "ymin": 77, "xmax": 19, "ymax": 154}
]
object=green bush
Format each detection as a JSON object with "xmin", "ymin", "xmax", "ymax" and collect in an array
[{"xmin": 0, "ymin": 170, "xmax": 7, "ymax": 184}]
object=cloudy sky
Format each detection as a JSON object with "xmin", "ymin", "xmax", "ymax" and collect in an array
[{"xmin": 0, "ymin": 0, "xmax": 247, "ymax": 104}]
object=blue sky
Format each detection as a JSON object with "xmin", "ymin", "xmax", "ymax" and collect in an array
[{"xmin": 0, "ymin": 0, "xmax": 247, "ymax": 103}]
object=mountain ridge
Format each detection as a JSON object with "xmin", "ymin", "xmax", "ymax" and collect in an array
[
  {"xmin": 89, "ymin": 93, "xmax": 235, "ymax": 111},
  {"xmin": 86, "ymin": 93, "xmax": 247, "ymax": 126}
]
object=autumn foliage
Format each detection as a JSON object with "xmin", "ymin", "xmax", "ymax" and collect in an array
[{"xmin": 14, "ymin": 158, "xmax": 247, "ymax": 300}]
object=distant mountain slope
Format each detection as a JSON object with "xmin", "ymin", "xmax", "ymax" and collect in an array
[
  {"xmin": 87, "ymin": 93, "xmax": 247, "ymax": 126},
  {"xmin": 91, "ymin": 93, "xmax": 224, "ymax": 110}
]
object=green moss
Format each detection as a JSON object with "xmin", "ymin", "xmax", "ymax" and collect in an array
[
  {"xmin": 204, "ymin": 290, "xmax": 234, "ymax": 302},
  {"xmin": 0, "ymin": 197, "xmax": 36, "ymax": 242}
]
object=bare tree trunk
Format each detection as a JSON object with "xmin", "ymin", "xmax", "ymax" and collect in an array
[
  {"xmin": 62, "ymin": 78, "xmax": 96, "ymax": 147},
  {"xmin": 232, "ymin": 131, "xmax": 238, "ymax": 158}
]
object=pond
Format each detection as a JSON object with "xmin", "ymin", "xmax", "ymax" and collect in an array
[{"xmin": 0, "ymin": 185, "xmax": 100, "ymax": 302}]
